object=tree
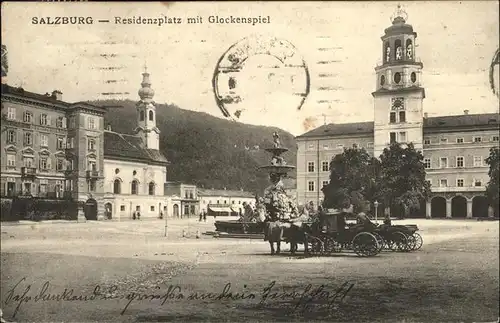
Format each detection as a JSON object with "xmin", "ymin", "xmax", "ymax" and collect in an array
[
  {"xmin": 322, "ymin": 148, "xmax": 380, "ymax": 213},
  {"xmin": 378, "ymin": 143, "xmax": 431, "ymax": 219},
  {"xmin": 485, "ymin": 147, "xmax": 499, "ymax": 215}
]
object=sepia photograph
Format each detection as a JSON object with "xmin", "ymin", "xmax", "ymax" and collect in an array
[{"xmin": 0, "ymin": 1, "xmax": 499, "ymax": 322}]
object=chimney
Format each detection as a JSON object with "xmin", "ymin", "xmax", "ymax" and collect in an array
[
  {"xmin": 424, "ymin": 112, "xmax": 428, "ymax": 118},
  {"xmin": 52, "ymin": 90, "xmax": 63, "ymax": 101},
  {"xmin": 464, "ymin": 110, "xmax": 469, "ymax": 115}
]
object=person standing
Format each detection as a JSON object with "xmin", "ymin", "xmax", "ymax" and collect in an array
[
  {"xmin": 199, "ymin": 211, "xmax": 203, "ymax": 222},
  {"xmin": 203, "ymin": 210, "xmax": 207, "ymax": 222},
  {"xmin": 137, "ymin": 210, "xmax": 141, "ymax": 220}
]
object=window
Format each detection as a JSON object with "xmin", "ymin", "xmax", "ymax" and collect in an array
[
  {"xmin": 39, "ymin": 182, "xmax": 47, "ymax": 193},
  {"xmin": 322, "ymin": 161, "xmax": 329, "ymax": 172},
  {"xmin": 399, "ymin": 111, "xmax": 406, "ymax": 123},
  {"xmin": 40, "ymin": 158, "xmax": 48, "ymax": 170},
  {"xmin": 440, "ymin": 138, "xmax": 448, "ymax": 144},
  {"xmin": 140, "ymin": 110, "xmax": 145, "ymax": 121},
  {"xmin": 148, "ymin": 110, "xmax": 154, "ymax": 121},
  {"xmin": 23, "ymin": 157, "xmax": 34, "ymax": 168},
  {"xmin": 473, "ymin": 156, "xmax": 482, "ymax": 167},
  {"xmin": 150, "ymin": 205, "xmax": 155, "ymax": 212},
  {"xmin": 440, "ymin": 157, "xmax": 448, "ymax": 168},
  {"xmin": 184, "ymin": 205, "xmax": 189, "ymax": 215},
  {"xmin": 473, "ymin": 137, "xmax": 482, "ymax": 143},
  {"xmin": 307, "ymin": 143, "xmax": 315, "ymax": 150},
  {"xmin": 40, "ymin": 114, "xmax": 48, "ymax": 126},
  {"xmin": 307, "ymin": 161, "xmax": 315, "ymax": 172},
  {"xmin": 456, "ymin": 138, "xmax": 464, "ymax": 143},
  {"xmin": 120, "ymin": 205, "xmax": 125, "ymax": 211},
  {"xmin": 399, "ymin": 132, "xmax": 407, "ymax": 143},
  {"xmin": 23, "ymin": 111, "xmax": 33, "ymax": 123},
  {"xmin": 88, "ymin": 138, "xmax": 96, "ymax": 151},
  {"xmin": 113, "ymin": 179, "xmax": 121, "ymax": 194},
  {"xmin": 131, "ymin": 180, "xmax": 138, "ymax": 195},
  {"xmin": 87, "ymin": 117, "xmax": 96, "ymax": 130},
  {"xmin": 89, "ymin": 180, "xmax": 96, "ymax": 192},
  {"xmin": 7, "ymin": 107, "xmax": 16, "ymax": 120},
  {"xmin": 390, "ymin": 132, "xmax": 397, "ymax": 144},
  {"xmin": 148, "ymin": 182, "xmax": 155, "ymax": 195},
  {"xmin": 23, "ymin": 132, "xmax": 33, "ymax": 146},
  {"xmin": 439, "ymin": 179, "xmax": 448, "ymax": 187},
  {"xmin": 56, "ymin": 117, "xmax": 67, "ymax": 128},
  {"xmin": 88, "ymin": 160, "xmax": 97, "ymax": 171},
  {"xmin": 40, "ymin": 134, "xmax": 48, "ymax": 147},
  {"xmin": 56, "ymin": 159, "xmax": 64, "ymax": 171},
  {"xmin": 474, "ymin": 179, "xmax": 482, "ymax": 187},
  {"xmin": 57, "ymin": 137, "xmax": 65, "ymax": 150},
  {"xmin": 492, "ymin": 136, "xmax": 499, "ymax": 142},
  {"xmin": 7, "ymin": 154, "xmax": 16, "ymax": 167},
  {"xmin": 7, "ymin": 130, "xmax": 16, "ymax": 143},
  {"xmin": 424, "ymin": 158, "xmax": 431, "ymax": 169},
  {"xmin": 322, "ymin": 181, "xmax": 329, "ymax": 188},
  {"xmin": 307, "ymin": 181, "xmax": 315, "ymax": 192},
  {"xmin": 424, "ymin": 139, "xmax": 431, "ymax": 145},
  {"xmin": 456, "ymin": 156, "xmax": 464, "ymax": 168},
  {"xmin": 66, "ymin": 137, "xmax": 74, "ymax": 149},
  {"xmin": 457, "ymin": 179, "xmax": 464, "ymax": 187},
  {"xmin": 389, "ymin": 112, "xmax": 397, "ymax": 123}
]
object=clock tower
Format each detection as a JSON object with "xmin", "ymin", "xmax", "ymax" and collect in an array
[
  {"xmin": 135, "ymin": 66, "xmax": 160, "ymax": 150},
  {"xmin": 372, "ymin": 5, "xmax": 425, "ymax": 158}
]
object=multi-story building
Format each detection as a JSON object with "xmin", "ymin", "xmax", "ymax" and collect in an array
[
  {"xmin": 1, "ymin": 84, "xmax": 107, "ymax": 219},
  {"xmin": 1, "ymin": 69, "xmax": 171, "ymax": 220},
  {"xmin": 296, "ymin": 7, "xmax": 499, "ymax": 218},
  {"xmin": 198, "ymin": 188, "xmax": 255, "ymax": 216},
  {"xmin": 164, "ymin": 181, "xmax": 199, "ymax": 217},
  {"xmin": 102, "ymin": 70, "xmax": 170, "ymax": 220}
]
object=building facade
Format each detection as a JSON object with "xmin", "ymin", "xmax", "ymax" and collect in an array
[
  {"xmin": 1, "ymin": 85, "xmax": 108, "ymax": 218},
  {"xmin": 164, "ymin": 182, "xmax": 199, "ymax": 218},
  {"xmin": 296, "ymin": 7, "xmax": 499, "ymax": 218},
  {"xmin": 198, "ymin": 188, "xmax": 255, "ymax": 216}
]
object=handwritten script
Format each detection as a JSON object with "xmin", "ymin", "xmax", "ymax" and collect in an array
[{"xmin": 3, "ymin": 277, "xmax": 354, "ymax": 318}]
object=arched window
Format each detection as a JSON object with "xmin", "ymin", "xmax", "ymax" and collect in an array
[
  {"xmin": 148, "ymin": 182, "xmax": 155, "ymax": 195},
  {"xmin": 384, "ymin": 42, "xmax": 390, "ymax": 63},
  {"xmin": 395, "ymin": 39, "xmax": 402, "ymax": 60},
  {"xmin": 405, "ymin": 39, "xmax": 413, "ymax": 60},
  {"xmin": 148, "ymin": 110, "xmax": 154, "ymax": 121},
  {"xmin": 113, "ymin": 179, "xmax": 121, "ymax": 194},
  {"xmin": 131, "ymin": 180, "xmax": 139, "ymax": 195},
  {"xmin": 139, "ymin": 110, "xmax": 145, "ymax": 121}
]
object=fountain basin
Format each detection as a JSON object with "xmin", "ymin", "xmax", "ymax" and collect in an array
[
  {"xmin": 258, "ymin": 165, "xmax": 296, "ymax": 174},
  {"xmin": 264, "ymin": 147, "xmax": 289, "ymax": 155}
]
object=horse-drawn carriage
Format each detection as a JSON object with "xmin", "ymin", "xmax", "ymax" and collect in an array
[{"xmin": 372, "ymin": 223, "xmax": 423, "ymax": 252}]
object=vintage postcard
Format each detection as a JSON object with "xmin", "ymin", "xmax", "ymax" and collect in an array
[{"xmin": 1, "ymin": 1, "xmax": 499, "ymax": 322}]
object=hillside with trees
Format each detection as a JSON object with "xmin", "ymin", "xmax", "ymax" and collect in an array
[{"xmin": 90, "ymin": 99, "xmax": 297, "ymax": 195}]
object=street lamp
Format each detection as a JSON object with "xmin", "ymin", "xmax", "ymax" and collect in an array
[{"xmin": 374, "ymin": 200, "xmax": 379, "ymax": 223}]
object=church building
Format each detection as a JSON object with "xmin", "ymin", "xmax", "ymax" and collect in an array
[{"xmin": 296, "ymin": 6, "xmax": 499, "ymax": 219}]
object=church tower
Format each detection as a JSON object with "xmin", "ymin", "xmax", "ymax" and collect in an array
[
  {"xmin": 135, "ymin": 66, "xmax": 160, "ymax": 150},
  {"xmin": 372, "ymin": 5, "xmax": 425, "ymax": 158}
]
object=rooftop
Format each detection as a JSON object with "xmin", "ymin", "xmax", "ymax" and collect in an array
[
  {"xmin": 296, "ymin": 113, "xmax": 499, "ymax": 139},
  {"xmin": 104, "ymin": 131, "xmax": 168, "ymax": 165},
  {"xmin": 198, "ymin": 188, "xmax": 255, "ymax": 198}
]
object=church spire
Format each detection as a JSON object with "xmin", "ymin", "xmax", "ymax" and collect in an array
[{"xmin": 138, "ymin": 62, "xmax": 154, "ymax": 101}]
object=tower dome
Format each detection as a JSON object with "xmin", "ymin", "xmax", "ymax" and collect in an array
[
  {"xmin": 138, "ymin": 71, "xmax": 155, "ymax": 100},
  {"xmin": 384, "ymin": 4, "xmax": 414, "ymax": 36}
]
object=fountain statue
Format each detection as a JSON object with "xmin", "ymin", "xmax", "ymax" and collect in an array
[{"xmin": 259, "ymin": 133, "xmax": 297, "ymax": 221}]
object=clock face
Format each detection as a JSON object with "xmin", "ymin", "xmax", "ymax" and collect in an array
[{"xmin": 391, "ymin": 97, "xmax": 405, "ymax": 110}]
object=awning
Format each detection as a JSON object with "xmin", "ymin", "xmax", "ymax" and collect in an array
[{"xmin": 209, "ymin": 206, "xmax": 233, "ymax": 213}]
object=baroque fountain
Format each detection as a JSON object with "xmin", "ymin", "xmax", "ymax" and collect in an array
[{"xmin": 213, "ymin": 132, "xmax": 297, "ymax": 236}]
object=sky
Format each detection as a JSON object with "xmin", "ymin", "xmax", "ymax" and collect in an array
[{"xmin": 1, "ymin": 1, "xmax": 499, "ymax": 136}]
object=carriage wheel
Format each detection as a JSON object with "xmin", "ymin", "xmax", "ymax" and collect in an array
[
  {"xmin": 389, "ymin": 231, "xmax": 408, "ymax": 252},
  {"xmin": 352, "ymin": 232, "xmax": 380, "ymax": 257},
  {"xmin": 305, "ymin": 235, "xmax": 323, "ymax": 256},
  {"xmin": 405, "ymin": 234, "xmax": 417, "ymax": 251},
  {"xmin": 324, "ymin": 236, "xmax": 342, "ymax": 254},
  {"xmin": 412, "ymin": 233, "xmax": 423, "ymax": 250},
  {"xmin": 372, "ymin": 233, "xmax": 386, "ymax": 252}
]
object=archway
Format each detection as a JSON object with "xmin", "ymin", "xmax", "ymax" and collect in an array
[
  {"xmin": 173, "ymin": 204, "xmax": 179, "ymax": 218},
  {"xmin": 451, "ymin": 196, "xmax": 467, "ymax": 218},
  {"xmin": 472, "ymin": 196, "xmax": 489, "ymax": 218},
  {"xmin": 84, "ymin": 198, "xmax": 98, "ymax": 220},
  {"xmin": 431, "ymin": 196, "xmax": 446, "ymax": 218},
  {"xmin": 104, "ymin": 202, "xmax": 112, "ymax": 220}
]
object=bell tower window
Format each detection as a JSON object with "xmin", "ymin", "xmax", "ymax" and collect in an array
[
  {"xmin": 394, "ymin": 72, "xmax": 402, "ymax": 84},
  {"xmin": 410, "ymin": 72, "xmax": 417, "ymax": 83},
  {"xmin": 406, "ymin": 39, "xmax": 413, "ymax": 60},
  {"xmin": 139, "ymin": 110, "xmax": 145, "ymax": 121},
  {"xmin": 380, "ymin": 75, "xmax": 386, "ymax": 86},
  {"xmin": 148, "ymin": 110, "xmax": 154, "ymax": 121},
  {"xmin": 395, "ymin": 39, "xmax": 403, "ymax": 60},
  {"xmin": 399, "ymin": 111, "xmax": 406, "ymax": 123},
  {"xmin": 390, "ymin": 112, "xmax": 397, "ymax": 123},
  {"xmin": 384, "ymin": 42, "xmax": 390, "ymax": 63}
]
